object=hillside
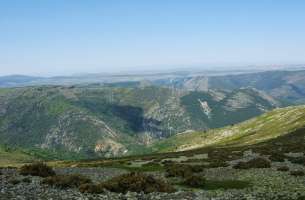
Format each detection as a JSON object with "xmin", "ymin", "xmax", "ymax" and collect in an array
[
  {"xmin": 151, "ymin": 105, "xmax": 305, "ymax": 152},
  {"xmin": 159, "ymin": 70, "xmax": 305, "ymax": 105},
  {"xmin": 0, "ymin": 145, "xmax": 34, "ymax": 166},
  {"xmin": 0, "ymin": 85, "xmax": 277, "ymax": 159}
]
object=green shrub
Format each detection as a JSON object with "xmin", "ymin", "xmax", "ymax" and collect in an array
[
  {"xmin": 233, "ymin": 157, "xmax": 271, "ymax": 169},
  {"xmin": 183, "ymin": 175, "xmax": 205, "ymax": 187},
  {"xmin": 42, "ymin": 174, "xmax": 92, "ymax": 188},
  {"xmin": 290, "ymin": 170, "xmax": 305, "ymax": 176},
  {"xmin": 277, "ymin": 166, "xmax": 289, "ymax": 172},
  {"xmin": 19, "ymin": 162, "xmax": 55, "ymax": 177},
  {"xmin": 101, "ymin": 172, "xmax": 175, "ymax": 194}
]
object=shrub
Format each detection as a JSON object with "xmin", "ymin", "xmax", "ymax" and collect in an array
[
  {"xmin": 233, "ymin": 157, "xmax": 271, "ymax": 169},
  {"xmin": 290, "ymin": 170, "xmax": 305, "ymax": 177},
  {"xmin": 183, "ymin": 175, "xmax": 205, "ymax": 187},
  {"xmin": 161, "ymin": 160, "xmax": 175, "ymax": 165},
  {"xmin": 22, "ymin": 177, "xmax": 32, "ymax": 183},
  {"xmin": 207, "ymin": 161, "xmax": 229, "ymax": 168},
  {"xmin": 9, "ymin": 179, "xmax": 21, "ymax": 185},
  {"xmin": 19, "ymin": 162, "xmax": 55, "ymax": 177},
  {"xmin": 277, "ymin": 166, "xmax": 289, "ymax": 172},
  {"xmin": 165, "ymin": 164, "xmax": 204, "ymax": 178},
  {"xmin": 79, "ymin": 183, "xmax": 105, "ymax": 194},
  {"xmin": 269, "ymin": 153, "xmax": 285, "ymax": 162},
  {"xmin": 288, "ymin": 157, "xmax": 305, "ymax": 165},
  {"xmin": 101, "ymin": 172, "xmax": 175, "ymax": 194},
  {"xmin": 42, "ymin": 174, "xmax": 92, "ymax": 188}
]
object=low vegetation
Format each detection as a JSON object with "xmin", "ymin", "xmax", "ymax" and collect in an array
[
  {"xmin": 80, "ymin": 172, "xmax": 175, "ymax": 194},
  {"xmin": 207, "ymin": 160, "xmax": 229, "ymax": 168},
  {"xmin": 233, "ymin": 157, "xmax": 271, "ymax": 169},
  {"xmin": 21, "ymin": 177, "xmax": 31, "ymax": 183},
  {"xmin": 79, "ymin": 183, "xmax": 105, "ymax": 194},
  {"xmin": 277, "ymin": 166, "xmax": 289, "ymax": 172},
  {"xmin": 180, "ymin": 177, "xmax": 251, "ymax": 190},
  {"xmin": 165, "ymin": 164, "xmax": 204, "ymax": 178},
  {"xmin": 290, "ymin": 170, "xmax": 305, "ymax": 177},
  {"xmin": 19, "ymin": 162, "xmax": 55, "ymax": 177},
  {"xmin": 42, "ymin": 174, "xmax": 92, "ymax": 188},
  {"xmin": 287, "ymin": 157, "xmax": 305, "ymax": 165},
  {"xmin": 183, "ymin": 175, "xmax": 206, "ymax": 187},
  {"xmin": 202, "ymin": 180, "xmax": 251, "ymax": 190},
  {"xmin": 9, "ymin": 179, "xmax": 21, "ymax": 185},
  {"xmin": 269, "ymin": 153, "xmax": 286, "ymax": 162}
]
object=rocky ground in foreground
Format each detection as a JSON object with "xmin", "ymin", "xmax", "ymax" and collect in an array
[
  {"xmin": 1, "ymin": 162, "xmax": 305, "ymax": 200},
  {"xmin": 0, "ymin": 168, "xmax": 196, "ymax": 200}
]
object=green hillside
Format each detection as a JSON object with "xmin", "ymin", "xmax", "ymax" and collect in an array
[
  {"xmin": 0, "ymin": 145, "xmax": 35, "ymax": 166},
  {"xmin": 0, "ymin": 85, "xmax": 278, "ymax": 159},
  {"xmin": 151, "ymin": 105, "xmax": 305, "ymax": 152}
]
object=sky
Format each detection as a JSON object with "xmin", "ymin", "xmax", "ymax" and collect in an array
[{"xmin": 1, "ymin": 0, "xmax": 305, "ymax": 76}]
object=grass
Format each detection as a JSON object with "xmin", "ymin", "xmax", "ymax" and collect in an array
[
  {"xmin": 151, "ymin": 105, "xmax": 305, "ymax": 153},
  {"xmin": 180, "ymin": 178, "xmax": 251, "ymax": 190},
  {"xmin": 0, "ymin": 145, "xmax": 35, "ymax": 167}
]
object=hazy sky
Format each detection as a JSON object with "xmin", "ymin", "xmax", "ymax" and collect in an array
[{"xmin": 1, "ymin": 0, "xmax": 305, "ymax": 76}]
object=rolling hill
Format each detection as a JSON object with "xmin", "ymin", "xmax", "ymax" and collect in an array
[{"xmin": 151, "ymin": 105, "xmax": 305, "ymax": 152}]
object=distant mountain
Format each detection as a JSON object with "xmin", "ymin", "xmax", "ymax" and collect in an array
[
  {"xmin": 156, "ymin": 70, "xmax": 305, "ymax": 104},
  {"xmin": 1, "ymin": 68, "xmax": 305, "ymax": 92},
  {"xmin": 151, "ymin": 105, "xmax": 305, "ymax": 152},
  {"xmin": 0, "ymin": 85, "xmax": 278, "ymax": 159},
  {"xmin": 0, "ymin": 75, "xmax": 42, "ymax": 87}
]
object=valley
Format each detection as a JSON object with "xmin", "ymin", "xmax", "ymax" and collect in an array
[
  {"xmin": 1, "ymin": 70, "xmax": 305, "ymax": 199},
  {"xmin": 0, "ymin": 82, "xmax": 278, "ymax": 159}
]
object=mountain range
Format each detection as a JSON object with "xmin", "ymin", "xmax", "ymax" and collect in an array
[{"xmin": 1, "ymin": 69, "xmax": 305, "ymax": 161}]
